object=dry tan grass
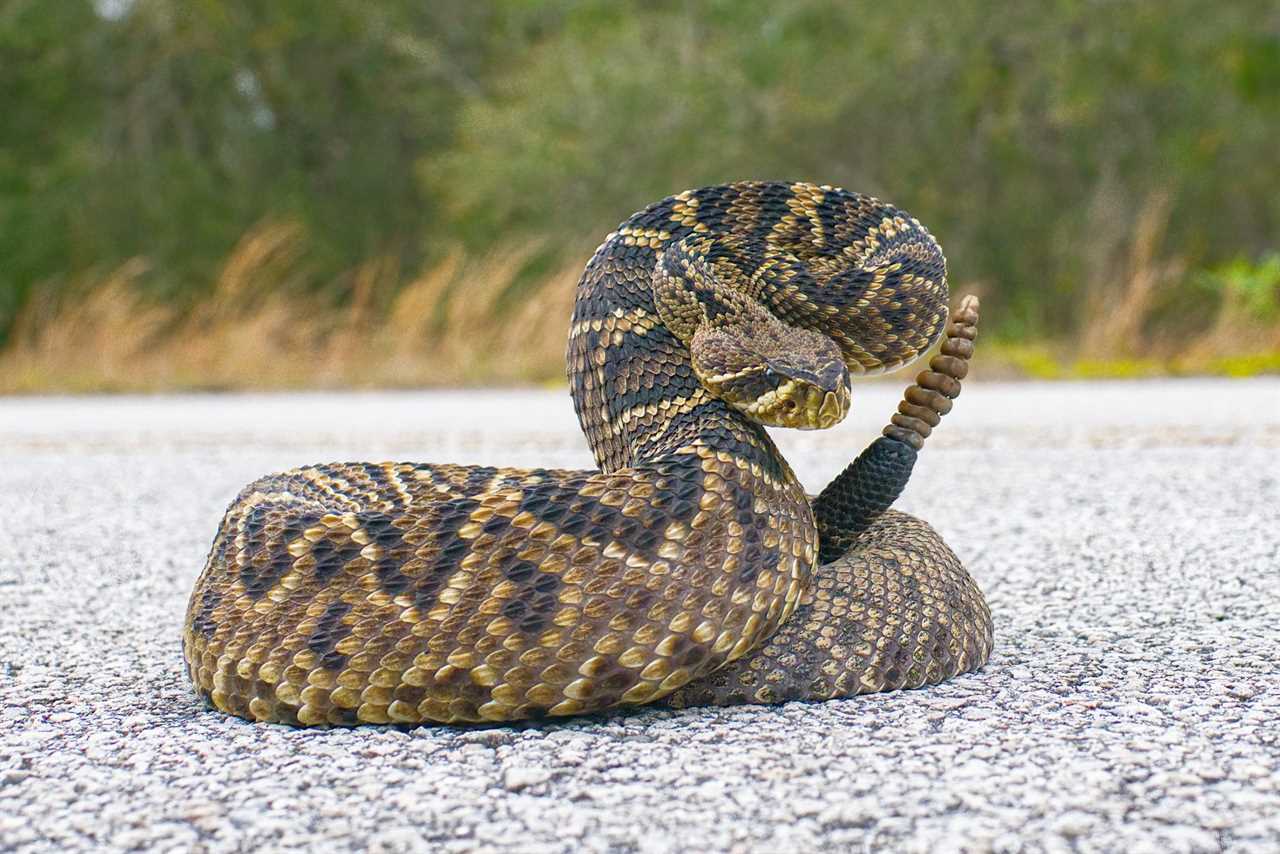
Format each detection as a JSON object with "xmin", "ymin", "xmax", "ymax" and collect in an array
[
  {"xmin": 0, "ymin": 222, "xmax": 581, "ymax": 393},
  {"xmin": 1183, "ymin": 268, "xmax": 1280, "ymax": 364},
  {"xmin": 1, "ymin": 216, "xmax": 1276, "ymax": 393},
  {"xmin": 1079, "ymin": 192, "xmax": 1185, "ymax": 359}
]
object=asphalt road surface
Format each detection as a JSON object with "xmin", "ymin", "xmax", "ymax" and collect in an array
[{"xmin": 2, "ymin": 379, "xmax": 1277, "ymax": 852}]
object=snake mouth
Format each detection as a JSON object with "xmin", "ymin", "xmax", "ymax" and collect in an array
[
  {"xmin": 746, "ymin": 377, "xmax": 851, "ymax": 429},
  {"xmin": 816, "ymin": 384, "xmax": 850, "ymax": 429}
]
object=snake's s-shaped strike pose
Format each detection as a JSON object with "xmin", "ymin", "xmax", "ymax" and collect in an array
[{"xmin": 183, "ymin": 182, "xmax": 992, "ymax": 726}]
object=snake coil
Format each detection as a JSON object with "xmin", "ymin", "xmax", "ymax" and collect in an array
[{"xmin": 183, "ymin": 183, "xmax": 992, "ymax": 725}]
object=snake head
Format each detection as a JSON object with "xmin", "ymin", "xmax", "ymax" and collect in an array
[{"xmin": 691, "ymin": 319, "xmax": 851, "ymax": 430}]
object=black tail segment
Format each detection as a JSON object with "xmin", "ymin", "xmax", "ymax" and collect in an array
[
  {"xmin": 813, "ymin": 437, "xmax": 918, "ymax": 563},
  {"xmin": 813, "ymin": 295, "xmax": 981, "ymax": 563}
]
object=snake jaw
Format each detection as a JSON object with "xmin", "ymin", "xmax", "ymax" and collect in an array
[
  {"xmin": 744, "ymin": 374, "xmax": 851, "ymax": 430},
  {"xmin": 817, "ymin": 382, "xmax": 851, "ymax": 429}
]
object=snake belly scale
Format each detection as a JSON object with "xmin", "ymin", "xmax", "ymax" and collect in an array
[{"xmin": 183, "ymin": 181, "xmax": 993, "ymax": 726}]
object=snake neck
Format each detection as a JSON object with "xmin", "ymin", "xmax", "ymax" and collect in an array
[
  {"xmin": 567, "ymin": 180, "xmax": 947, "ymax": 479},
  {"xmin": 566, "ymin": 223, "xmax": 793, "ymax": 483}
]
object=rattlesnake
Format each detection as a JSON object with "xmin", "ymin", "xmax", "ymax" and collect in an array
[{"xmin": 183, "ymin": 181, "xmax": 992, "ymax": 725}]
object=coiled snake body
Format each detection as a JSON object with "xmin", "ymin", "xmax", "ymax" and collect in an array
[{"xmin": 183, "ymin": 182, "xmax": 992, "ymax": 726}]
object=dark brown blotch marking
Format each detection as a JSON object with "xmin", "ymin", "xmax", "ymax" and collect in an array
[
  {"xmin": 239, "ymin": 510, "xmax": 322, "ymax": 599},
  {"xmin": 357, "ymin": 463, "xmax": 397, "ymax": 505},
  {"xmin": 191, "ymin": 584, "xmax": 222, "ymax": 640},
  {"xmin": 517, "ymin": 480, "xmax": 573, "ymax": 524},
  {"xmin": 501, "ymin": 559, "xmax": 539, "ymax": 584},
  {"xmin": 242, "ymin": 506, "xmax": 267, "ymax": 542},
  {"xmin": 463, "ymin": 466, "xmax": 498, "ymax": 490},
  {"xmin": 405, "ymin": 498, "xmax": 481, "ymax": 611},
  {"xmin": 393, "ymin": 683, "xmax": 428, "ymax": 709},
  {"xmin": 307, "ymin": 599, "xmax": 354, "ymax": 670},
  {"xmin": 359, "ymin": 512, "xmax": 413, "ymax": 595},
  {"xmin": 500, "ymin": 568, "xmax": 562, "ymax": 634},
  {"xmin": 310, "ymin": 536, "xmax": 364, "ymax": 584},
  {"xmin": 518, "ymin": 475, "xmax": 674, "ymax": 563},
  {"xmin": 601, "ymin": 324, "xmax": 697, "ymax": 423},
  {"xmin": 575, "ymin": 654, "xmax": 640, "ymax": 711}
]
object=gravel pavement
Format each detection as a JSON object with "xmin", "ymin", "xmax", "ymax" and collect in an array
[{"xmin": 1, "ymin": 378, "xmax": 1278, "ymax": 852}]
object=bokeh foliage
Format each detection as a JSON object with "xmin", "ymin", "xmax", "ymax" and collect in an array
[{"xmin": 1, "ymin": 0, "xmax": 1277, "ymax": 363}]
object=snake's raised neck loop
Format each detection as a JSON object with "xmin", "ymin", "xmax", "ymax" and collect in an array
[
  {"xmin": 652, "ymin": 234, "xmax": 774, "ymax": 344},
  {"xmin": 568, "ymin": 182, "xmax": 948, "ymax": 472}
]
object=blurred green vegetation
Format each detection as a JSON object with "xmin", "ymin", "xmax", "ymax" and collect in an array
[{"xmin": 1, "ymin": 0, "xmax": 1278, "ymax": 387}]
